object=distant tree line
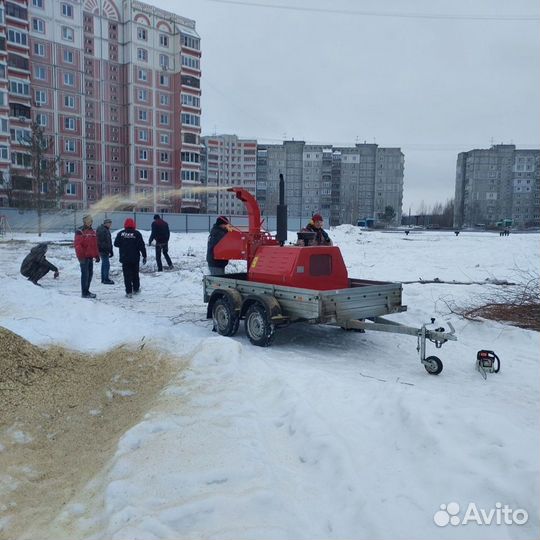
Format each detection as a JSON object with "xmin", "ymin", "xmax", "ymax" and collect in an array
[{"xmin": 402, "ymin": 199, "xmax": 454, "ymax": 228}]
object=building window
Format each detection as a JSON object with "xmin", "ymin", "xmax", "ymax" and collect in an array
[
  {"xmin": 183, "ymin": 132, "xmax": 197, "ymax": 144},
  {"xmin": 34, "ymin": 66, "xmax": 46, "ymax": 80},
  {"xmin": 137, "ymin": 48, "xmax": 148, "ymax": 62},
  {"xmin": 64, "ymin": 117, "xmax": 75, "ymax": 130},
  {"xmin": 65, "ymin": 161, "xmax": 76, "ymax": 174},
  {"xmin": 64, "ymin": 94, "xmax": 75, "ymax": 108},
  {"xmin": 159, "ymin": 113, "xmax": 169, "ymax": 125},
  {"xmin": 159, "ymin": 34, "xmax": 169, "ymax": 47},
  {"xmin": 137, "ymin": 27, "xmax": 147, "ymax": 41},
  {"xmin": 32, "ymin": 0, "xmax": 44, "ymax": 7},
  {"xmin": 181, "ymin": 113, "xmax": 200, "ymax": 126},
  {"xmin": 139, "ymin": 149, "xmax": 148, "ymax": 161},
  {"xmin": 61, "ymin": 3, "xmax": 73, "ymax": 17},
  {"xmin": 160, "ymin": 170, "xmax": 169, "ymax": 182},
  {"xmin": 63, "ymin": 49, "xmax": 74, "ymax": 63},
  {"xmin": 35, "ymin": 90, "xmax": 47, "ymax": 105},
  {"xmin": 139, "ymin": 168, "xmax": 148, "ymax": 180},
  {"xmin": 181, "ymin": 93, "xmax": 200, "ymax": 108},
  {"xmin": 36, "ymin": 113, "xmax": 47, "ymax": 126},
  {"xmin": 137, "ymin": 88, "xmax": 148, "ymax": 102},
  {"xmin": 32, "ymin": 18, "xmax": 46, "ymax": 33},
  {"xmin": 180, "ymin": 152, "xmax": 199, "ymax": 163},
  {"xmin": 33, "ymin": 42, "xmax": 45, "ymax": 56},
  {"xmin": 0, "ymin": 118, "xmax": 8, "ymax": 133},
  {"xmin": 7, "ymin": 30, "xmax": 28, "ymax": 46},
  {"xmin": 65, "ymin": 139, "xmax": 75, "ymax": 152},
  {"xmin": 63, "ymin": 72, "xmax": 75, "ymax": 86},
  {"xmin": 138, "ymin": 109, "xmax": 147, "ymax": 121},
  {"xmin": 160, "ymin": 151, "xmax": 169, "ymax": 163},
  {"xmin": 10, "ymin": 128, "xmax": 31, "ymax": 143},
  {"xmin": 181, "ymin": 170, "xmax": 200, "ymax": 181},
  {"xmin": 159, "ymin": 54, "xmax": 170, "ymax": 69},
  {"xmin": 137, "ymin": 69, "xmax": 147, "ymax": 82},
  {"xmin": 181, "ymin": 34, "xmax": 200, "ymax": 50},
  {"xmin": 159, "ymin": 74, "xmax": 169, "ymax": 86},
  {"xmin": 181, "ymin": 55, "xmax": 200, "ymax": 70},
  {"xmin": 159, "ymin": 94, "xmax": 170, "ymax": 106},
  {"xmin": 160, "ymin": 133, "xmax": 169, "ymax": 145},
  {"xmin": 6, "ymin": 3, "xmax": 28, "ymax": 20},
  {"xmin": 61, "ymin": 26, "xmax": 74, "ymax": 41},
  {"xmin": 66, "ymin": 182, "xmax": 76, "ymax": 195},
  {"xmin": 10, "ymin": 80, "xmax": 30, "ymax": 96},
  {"xmin": 138, "ymin": 129, "xmax": 148, "ymax": 141}
]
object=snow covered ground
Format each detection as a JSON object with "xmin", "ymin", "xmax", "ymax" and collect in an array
[{"xmin": 0, "ymin": 227, "xmax": 538, "ymax": 539}]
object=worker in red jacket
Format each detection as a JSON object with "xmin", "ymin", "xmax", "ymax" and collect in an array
[{"xmin": 74, "ymin": 214, "xmax": 100, "ymax": 298}]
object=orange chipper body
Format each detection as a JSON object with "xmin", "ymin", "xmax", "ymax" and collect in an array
[{"xmin": 213, "ymin": 188, "xmax": 350, "ymax": 290}]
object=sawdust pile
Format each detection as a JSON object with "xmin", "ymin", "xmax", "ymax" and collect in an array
[{"xmin": 0, "ymin": 327, "xmax": 179, "ymax": 540}]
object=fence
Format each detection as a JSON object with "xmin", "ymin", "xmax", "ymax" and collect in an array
[{"xmin": 0, "ymin": 207, "xmax": 311, "ymax": 235}]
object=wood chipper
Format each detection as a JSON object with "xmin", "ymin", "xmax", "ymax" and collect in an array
[{"xmin": 203, "ymin": 175, "xmax": 456, "ymax": 374}]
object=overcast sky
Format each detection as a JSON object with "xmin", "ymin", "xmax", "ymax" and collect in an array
[{"xmin": 146, "ymin": 0, "xmax": 540, "ymax": 212}]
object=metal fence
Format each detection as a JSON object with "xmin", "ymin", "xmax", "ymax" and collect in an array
[{"xmin": 0, "ymin": 207, "xmax": 311, "ymax": 234}]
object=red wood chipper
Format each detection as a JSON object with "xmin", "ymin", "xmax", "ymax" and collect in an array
[{"xmin": 203, "ymin": 175, "xmax": 456, "ymax": 374}]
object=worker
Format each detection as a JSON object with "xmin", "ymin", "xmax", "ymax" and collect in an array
[
  {"xmin": 74, "ymin": 214, "xmax": 100, "ymax": 299},
  {"xmin": 300, "ymin": 213, "xmax": 333, "ymax": 246},
  {"xmin": 207, "ymin": 216, "xmax": 231, "ymax": 275},
  {"xmin": 20, "ymin": 243, "xmax": 59, "ymax": 285},
  {"xmin": 96, "ymin": 218, "xmax": 114, "ymax": 284},
  {"xmin": 148, "ymin": 214, "xmax": 174, "ymax": 272},
  {"xmin": 114, "ymin": 218, "xmax": 147, "ymax": 298}
]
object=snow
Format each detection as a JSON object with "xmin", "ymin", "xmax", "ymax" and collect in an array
[{"xmin": 0, "ymin": 228, "xmax": 539, "ymax": 539}]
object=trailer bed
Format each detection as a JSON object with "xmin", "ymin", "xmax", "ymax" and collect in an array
[{"xmin": 203, "ymin": 273, "xmax": 405, "ymax": 324}]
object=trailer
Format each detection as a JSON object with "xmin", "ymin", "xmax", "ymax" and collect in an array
[
  {"xmin": 204, "ymin": 272, "xmax": 456, "ymax": 374},
  {"xmin": 203, "ymin": 177, "xmax": 456, "ymax": 375}
]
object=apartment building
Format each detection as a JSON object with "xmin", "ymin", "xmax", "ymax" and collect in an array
[
  {"xmin": 256, "ymin": 141, "xmax": 404, "ymax": 226},
  {"xmin": 454, "ymin": 144, "xmax": 540, "ymax": 228},
  {"xmin": 200, "ymin": 134, "xmax": 257, "ymax": 215},
  {"xmin": 0, "ymin": 0, "xmax": 201, "ymax": 212}
]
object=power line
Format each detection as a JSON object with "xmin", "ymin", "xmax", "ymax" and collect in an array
[{"xmin": 205, "ymin": 0, "xmax": 540, "ymax": 21}]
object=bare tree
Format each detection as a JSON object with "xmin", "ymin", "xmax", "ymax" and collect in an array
[{"xmin": 18, "ymin": 122, "xmax": 69, "ymax": 236}]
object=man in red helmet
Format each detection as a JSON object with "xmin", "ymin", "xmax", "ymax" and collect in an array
[
  {"xmin": 300, "ymin": 213, "xmax": 333, "ymax": 246},
  {"xmin": 114, "ymin": 218, "xmax": 147, "ymax": 298}
]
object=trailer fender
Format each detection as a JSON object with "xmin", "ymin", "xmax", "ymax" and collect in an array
[
  {"xmin": 241, "ymin": 294, "xmax": 282, "ymax": 324},
  {"xmin": 206, "ymin": 289, "xmax": 242, "ymax": 319}
]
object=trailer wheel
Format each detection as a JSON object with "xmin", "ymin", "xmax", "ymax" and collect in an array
[
  {"xmin": 423, "ymin": 355, "xmax": 443, "ymax": 375},
  {"xmin": 212, "ymin": 297, "xmax": 240, "ymax": 337},
  {"xmin": 245, "ymin": 303, "xmax": 275, "ymax": 347}
]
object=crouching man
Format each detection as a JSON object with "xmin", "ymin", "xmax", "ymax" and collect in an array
[{"xmin": 20, "ymin": 243, "xmax": 59, "ymax": 285}]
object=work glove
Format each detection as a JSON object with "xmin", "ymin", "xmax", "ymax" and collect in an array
[
  {"xmin": 54, "ymin": 271, "xmax": 59, "ymax": 279},
  {"xmin": 142, "ymin": 257, "xmax": 147, "ymax": 265}
]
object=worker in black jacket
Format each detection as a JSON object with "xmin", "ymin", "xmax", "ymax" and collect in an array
[
  {"xmin": 148, "ymin": 214, "xmax": 173, "ymax": 271},
  {"xmin": 20, "ymin": 243, "xmax": 59, "ymax": 285},
  {"xmin": 114, "ymin": 218, "xmax": 147, "ymax": 298},
  {"xmin": 96, "ymin": 218, "xmax": 114, "ymax": 284},
  {"xmin": 206, "ymin": 216, "xmax": 230, "ymax": 276}
]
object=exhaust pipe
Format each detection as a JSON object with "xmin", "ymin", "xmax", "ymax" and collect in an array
[{"xmin": 276, "ymin": 173, "xmax": 287, "ymax": 246}]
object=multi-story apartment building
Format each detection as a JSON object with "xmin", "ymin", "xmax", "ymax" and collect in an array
[
  {"xmin": 200, "ymin": 134, "xmax": 257, "ymax": 215},
  {"xmin": 454, "ymin": 144, "xmax": 540, "ymax": 228},
  {"xmin": 256, "ymin": 141, "xmax": 404, "ymax": 226},
  {"xmin": 0, "ymin": 0, "xmax": 201, "ymax": 212}
]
